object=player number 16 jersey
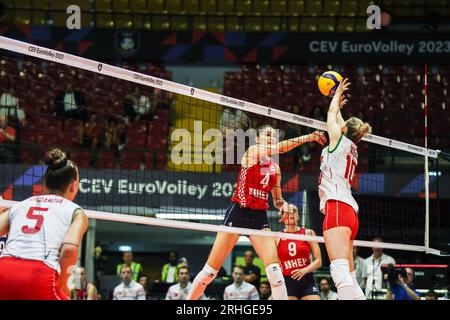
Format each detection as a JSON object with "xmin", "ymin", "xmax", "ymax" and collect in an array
[{"xmin": 318, "ymin": 135, "xmax": 359, "ymax": 214}]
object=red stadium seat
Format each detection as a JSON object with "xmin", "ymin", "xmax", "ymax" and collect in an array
[
  {"xmin": 120, "ymin": 150, "xmax": 144, "ymax": 170},
  {"xmin": 36, "ymin": 130, "xmax": 60, "ymax": 146},
  {"xmin": 155, "ymin": 153, "xmax": 167, "ymax": 170},
  {"xmin": 96, "ymin": 150, "xmax": 117, "ymax": 169},
  {"xmin": 127, "ymin": 133, "xmax": 147, "ymax": 149},
  {"xmin": 69, "ymin": 150, "xmax": 92, "ymax": 168},
  {"xmin": 144, "ymin": 152, "xmax": 155, "ymax": 169}
]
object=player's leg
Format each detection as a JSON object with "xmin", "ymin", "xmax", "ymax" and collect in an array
[
  {"xmin": 249, "ymin": 232, "xmax": 288, "ymax": 300},
  {"xmin": 349, "ymin": 240, "xmax": 365, "ymax": 300},
  {"xmin": 187, "ymin": 231, "xmax": 239, "ymax": 300},
  {"xmin": 323, "ymin": 226, "xmax": 355, "ymax": 300}
]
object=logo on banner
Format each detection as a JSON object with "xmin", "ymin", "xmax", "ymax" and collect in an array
[{"xmin": 115, "ymin": 31, "xmax": 140, "ymax": 57}]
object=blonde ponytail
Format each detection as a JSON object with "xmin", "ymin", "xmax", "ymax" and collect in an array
[{"xmin": 346, "ymin": 117, "xmax": 372, "ymax": 143}]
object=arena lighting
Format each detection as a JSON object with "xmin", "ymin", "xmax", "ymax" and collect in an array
[{"xmin": 118, "ymin": 245, "xmax": 132, "ymax": 252}]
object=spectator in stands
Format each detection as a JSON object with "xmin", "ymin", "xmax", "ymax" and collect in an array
[
  {"xmin": 259, "ymin": 281, "xmax": 272, "ymax": 300},
  {"xmin": 0, "ymin": 115, "xmax": 16, "ymax": 163},
  {"xmin": 363, "ymin": 237, "xmax": 396, "ymax": 299},
  {"xmin": 242, "ymin": 250, "xmax": 261, "ymax": 289},
  {"xmin": 54, "ymin": 82, "xmax": 88, "ymax": 121},
  {"xmin": 310, "ymin": 105, "xmax": 326, "ymax": 122},
  {"xmin": 0, "ymin": 84, "xmax": 25, "ymax": 124},
  {"xmin": 70, "ymin": 266, "xmax": 98, "ymax": 300},
  {"xmin": 178, "ymin": 256, "xmax": 196, "ymax": 279},
  {"xmin": 353, "ymin": 246, "xmax": 366, "ymax": 291},
  {"xmin": 386, "ymin": 266, "xmax": 420, "ymax": 300},
  {"xmin": 94, "ymin": 245, "xmax": 108, "ymax": 288},
  {"xmin": 103, "ymin": 115, "xmax": 126, "ymax": 152},
  {"xmin": 292, "ymin": 104, "xmax": 301, "ymax": 115},
  {"xmin": 113, "ymin": 266, "xmax": 146, "ymax": 300},
  {"xmin": 161, "ymin": 251, "xmax": 183, "ymax": 283},
  {"xmin": 116, "ymin": 250, "xmax": 143, "ymax": 282},
  {"xmin": 166, "ymin": 266, "xmax": 207, "ymax": 300},
  {"xmin": 78, "ymin": 112, "xmax": 100, "ymax": 149},
  {"xmin": 138, "ymin": 275, "xmax": 151, "ymax": 300},
  {"xmin": 224, "ymin": 265, "xmax": 259, "ymax": 300},
  {"xmin": 123, "ymin": 86, "xmax": 154, "ymax": 122},
  {"xmin": 425, "ymin": 289, "xmax": 438, "ymax": 300},
  {"xmin": 319, "ymin": 277, "xmax": 338, "ymax": 300}
]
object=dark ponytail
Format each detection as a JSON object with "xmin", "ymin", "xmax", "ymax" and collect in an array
[{"xmin": 44, "ymin": 149, "xmax": 78, "ymax": 192}]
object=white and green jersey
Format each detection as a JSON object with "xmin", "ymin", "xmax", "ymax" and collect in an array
[{"xmin": 318, "ymin": 135, "xmax": 359, "ymax": 214}]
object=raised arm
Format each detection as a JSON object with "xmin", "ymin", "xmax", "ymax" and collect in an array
[
  {"xmin": 275, "ymin": 131, "xmax": 327, "ymax": 154},
  {"xmin": 327, "ymin": 78, "xmax": 350, "ymax": 149},
  {"xmin": 242, "ymin": 131, "xmax": 326, "ymax": 167}
]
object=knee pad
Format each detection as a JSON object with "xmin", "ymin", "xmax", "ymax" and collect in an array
[
  {"xmin": 265, "ymin": 263, "xmax": 285, "ymax": 288},
  {"xmin": 330, "ymin": 259, "xmax": 353, "ymax": 289},
  {"xmin": 197, "ymin": 263, "xmax": 218, "ymax": 286}
]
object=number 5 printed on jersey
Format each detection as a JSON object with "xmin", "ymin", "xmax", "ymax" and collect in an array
[{"xmin": 22, "ymin": 207, "xmax": 48, "ymax": 234}]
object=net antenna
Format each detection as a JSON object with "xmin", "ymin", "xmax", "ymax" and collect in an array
[{"xmin": 424, "ymin": 64, "xmax": 429, "ymax": 254}]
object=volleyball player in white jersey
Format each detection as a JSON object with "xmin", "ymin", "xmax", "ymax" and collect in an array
[
  {"xmin": 0, "ymin": 149, "xmax": 88, "ymax": 300},
  {"xmin": 319, "ymin": 78, "xmax": 371, "ymax": 300}
]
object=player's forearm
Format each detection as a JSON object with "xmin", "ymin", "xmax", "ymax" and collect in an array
[
  {"xmin": 276, "ymin": 135, "xmax": 311, "ymax": 154},
  {"xmin": 305, "ymin": 259, "xmax": 322, "ymax": 274},
  {"xmin": 59, "ymin": 244, "xmax": 79, "ymax": 294},
  {"xmin": 337, "ymin": 110, "xmax": 346, "ymax": 128}
]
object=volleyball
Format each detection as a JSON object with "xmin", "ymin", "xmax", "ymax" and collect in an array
[{"xmin": 318, "ymin": 71, "xmax": 343, "ymax": 97}]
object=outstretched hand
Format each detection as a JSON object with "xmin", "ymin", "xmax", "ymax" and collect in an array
[
  {"xmin": 339, "ymin": 95, "xmax": 348, "ymax": 109},
  {"xmin": 335, "ymin": 78, "xmax": 351, "ymax": 98},
  {"xmin": 310, "ymin": 131, "xmax": 327, "ymax": 146}
]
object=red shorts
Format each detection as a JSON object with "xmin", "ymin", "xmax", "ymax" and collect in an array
[
  {"xmin": 323, "ymin": 200, "xmax": 359, "ymax": 240},
  {"xmin": 0, "ymin": 257, "xmax": 68, "ymax": 300}
]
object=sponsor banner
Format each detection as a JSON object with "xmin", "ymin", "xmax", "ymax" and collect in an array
[
  {"xmin": 0, "ymin": 165, "xmax": 446, "ymax": 211},
  {"xmin": 1, "ymin": 27, "xmax": 450, "ymax": 63}
]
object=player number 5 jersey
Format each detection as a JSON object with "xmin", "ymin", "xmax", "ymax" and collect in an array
[
  {"xmin": 0, "ymin": 195, "xmax": 81, "ymax": 273},
  {"xmin": 318, "ymin": 135, "xmax": 359, "ymax": 214}
]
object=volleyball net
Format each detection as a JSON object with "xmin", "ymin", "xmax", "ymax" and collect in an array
[{"xmin": 0, "ymin": 35, "xmax": 444, "ymax": 254}]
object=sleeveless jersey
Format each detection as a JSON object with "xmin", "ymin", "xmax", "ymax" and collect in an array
[
  {"xmin": 231, "ymin": 157, "xmax": 278, "ymax": 210},
  {"xmin": 318, "ymin": 135, "xmax": 359, "ymax": 214},
  {"xmin": 277, "ymin": 228, "xmax": 311, "ymax": 276},
  {"xmin": 0, "ymin": 195, "xmax": 81, "ymax": 273}
]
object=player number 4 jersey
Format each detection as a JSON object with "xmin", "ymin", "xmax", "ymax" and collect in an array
[
  {"xmin": 0, "ymin": 195, "xmax": 81, "ymax": 273},
  {"xmin": 318, "ymin": 135, "xmax": 359, "ymax": 214}
]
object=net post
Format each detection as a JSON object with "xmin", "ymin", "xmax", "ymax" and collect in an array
[{"xmin": 424, "ymin": 63, "xmax": 430, "ymax": 254}]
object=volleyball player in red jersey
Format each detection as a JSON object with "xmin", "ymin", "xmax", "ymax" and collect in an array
[
  {"xmin": 187, "ymin": 125, "xmax": 326, "ymax": 300},
  {"xmin": 276, "ymin": 206, "xmax": 322, "ymax": 300},
  {"xmin": 319, "ymin": 79, "xmax": 371, "ymax": 300},
  {"xmin": 0, "ymin": 149, "xmax": 88, "ymax": 300}
]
